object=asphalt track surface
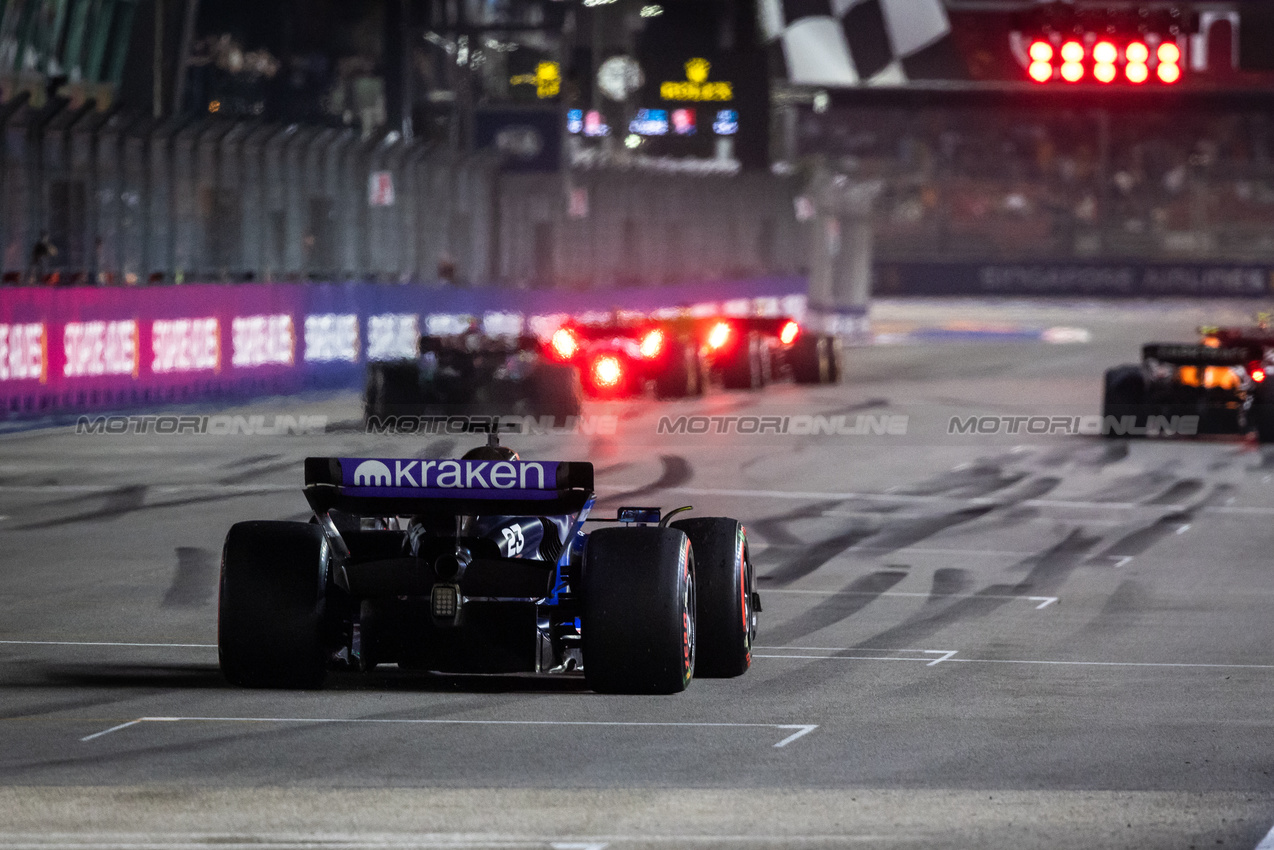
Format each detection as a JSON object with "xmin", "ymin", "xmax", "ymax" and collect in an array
[{"xmin": 2, "ymin": 299, "xmax": 1274, "ymax": 849}]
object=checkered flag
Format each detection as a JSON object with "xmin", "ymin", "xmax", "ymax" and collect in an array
[{"xmin": 759, "ymin": 0, "xmax": 967, "ymax": 86}]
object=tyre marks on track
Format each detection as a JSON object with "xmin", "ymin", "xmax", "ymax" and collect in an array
[
  {"xmin": 597, "ymin": 455, "xmax": 693, "ymax": 506},
  {"xmin": 762, "ymin": 570, "xmax": 908, "ymax": 646},
  {"xmin": 162, "ymin": 547, "xmax": 218, "ymax": 609}
]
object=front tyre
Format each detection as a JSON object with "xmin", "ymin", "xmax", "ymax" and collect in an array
[
  {"xmin": 671, "ymin": 517, "xmax": 756, "ymax": 678},
  {"xmin": 218, "ymin": 521, "xmax": 331, "ymax": 688},
  {"xmin": 582, "ymin": 527, "xmax": 695, "ymax": 694}
]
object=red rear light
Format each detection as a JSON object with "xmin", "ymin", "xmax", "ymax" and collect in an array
[
  {"xmin": 549, "ymin": 327, "xmax": 579, "ymax": 361},
  {"xmin": 779, "ymin": 320, "xmax": 799, "ymax": 346},
  {"xmin": 1028, "ymin": 61, "xmax": 1052, "ymax": 83},
  {"xmin": 1254, "ymin": 370, "xmax": 1266, "ymax": 383},
  {"xmin": 592, "ymin": 354, "xmax": 623, "ymax": 388},
  {"xmin": 707, "ymin": 321, "xmax": 732, "ymax": 351},
  {"xmin": 1028, "ymin": 41, "xmax": 1053, "ymax": 63},
  {"xmin": 639, "ymin": 328, "xmax": 665, "ymax": 359},
  {"xmin": 1250, "ymin": 361, "xmax": 1267, "ymax": 383}
]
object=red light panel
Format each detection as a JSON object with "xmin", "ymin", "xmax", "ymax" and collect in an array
[
  {"xmin": 1060, "ymin": 62, "xmax": 1084, "ymax": 82},
  {"xmin": 1126, "ymin": 62, "xmax": 1149, "ymax": 83},
  {"xmin": 1126, "ymin": 42, "xmax": 1149, "ymax": 64},
  {"xmin": 1029, "ymin": 41, "xmax": 1054, "ymax": 63},
  {"xmin": 1028, "ymin": 61, "xmax": 1052, "ymax": 83},
  {"xmin": 1094, "ymin": 62, "xmax": 1117, "ymax": 83},
  {"xmin": 1157, "ymin": 62, "xmax": 1181, "ymax": 84},
  {"xmin": 1060, "ymin": 41, "xmax": 1084, "ymax": 63},
  {"xmin": 1157, "ymin": 42, "xmax": 1181, "ymax": 64},
  {"xmin": 1093, "ymin": 41, "xmax": 1117, "ymax": 64}
]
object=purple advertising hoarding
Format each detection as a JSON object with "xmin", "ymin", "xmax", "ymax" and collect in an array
[{"xmin": 0, "ymin": 279, "xmax": 806, "ymax": 419}]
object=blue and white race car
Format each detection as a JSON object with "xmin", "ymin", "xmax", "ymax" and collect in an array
[{"xmin": 217, "ymin": 438, "xmax": 760, "ymax": 694}]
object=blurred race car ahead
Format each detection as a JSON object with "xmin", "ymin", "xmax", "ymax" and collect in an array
[
  {"xmin": 1103, "ymin": 322, "xmax": 1274, "ymax": 441},
  {"xmin": 364, "ymin": 330, "xmax": 583, "ymax": 423},
  {"xmin": 217, "ymin": 438, "xmax": 759, "ymax": 694},
  {"xmin": 544, "ymin": 314, "xmax": 842, "ymax": 399}
]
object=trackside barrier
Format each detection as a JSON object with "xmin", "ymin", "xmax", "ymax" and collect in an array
[{"xmin": 0, "ymin": 277, "xmax": 806, "ymax": 419}]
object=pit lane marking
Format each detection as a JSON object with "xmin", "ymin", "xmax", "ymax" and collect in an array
[
  {"xmin": 754, "ymin": 649, "xmax": 957, "ymax": 666},
  {"xmin": 754, "ymin": 649, "xmax": 1274, "ymax": 672},
  {"xmin": 1255, "ymin": 819, "xmax": 1274, "ymax": 850},
  {"xmin": 764, "ymin": 589, "xmax": 1058, "ymax": 609},
  {"xmin": 0, "ymin": 640, "xmax": 216, "ymax": 649},
  {"xmin": 641, "ymin": 486, "xmax": 1274, "ymax": 516},
  {"xmin": 78, "ymin": 716, "xmax": 819, "ymax": 749}
]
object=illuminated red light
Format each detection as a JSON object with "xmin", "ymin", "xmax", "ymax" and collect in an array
[
  {"xmin": 1092, "ymin": 41, "xmax": 1117, "ymax": 64},
  {"xmin": 1158, "ymin": 42, "xmax": 1181, "ymax": 64},
  {"xmin": 1061, "ymin": 62, "xmax": 1084, "ymax": 82},
  {"xmin": 592, "ymin": 355, "xmax": 623, "ymax": 388},
  {"xmin": 1253, "ymin": 369, "xmax": 1266, "ymax": 383},
  {"xmin": 639, "ymin": 328, "xmax": 665, "ymax": 359},
  {"xmin": 1028, "ymin": 41, "xmax": 1054, "ymax": 63},
  {"xmin": 779, "ymin": 320, "xmax": 800, "ymax": 346},
  {"xmin": 707, "ymin": 321, "xmax": 732, "ymax": 351},
  {"xmin": 1126, "ymin": 62, "xmax": 1149, "ymax": 84},
  {"xmin": 550, "ymin": 327, "xmax": 579, "ymax": 361},
  {"xmin": 1028, "ymin": 61, "xmax": 1053, "ymax": 83},
  {"xmin": 1126, "ymin": 42, "xmax": 1149, "ymax": 64},
  {"xmin": 1095, "ymin": 63, "xmax": 1117, "ymax": 83},
  {"xmin": 1060, "ymin": 41, "xmax": 1084, "ymax": 63},
  {"xmin": 1157, "ymin": 62, "xmax": 1181, "ymax": 84}
]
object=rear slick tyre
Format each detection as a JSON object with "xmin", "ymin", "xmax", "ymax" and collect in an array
[
  {"xmin": 671, "ymin": 517, "xmax": 755, "ymax": 678},
  {"xmin": 582, "ymin": 527, "xmax": 695, "ymax": 694},
  {"xmin": 218, "ymin": 521, "xmax": 331, "ymax": 689}
]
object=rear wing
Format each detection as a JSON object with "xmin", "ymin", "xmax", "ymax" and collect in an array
[
  {"xmin": 570, "ymin": 315, "xmax": 797, "ymax": 341},
  {"xmin": 1143, "ymin": 343, "xmax": 1263, "ymax": 367},
  {"xmin": 304, "ymin": 457, "xmax": 594, "ymax": 517}
]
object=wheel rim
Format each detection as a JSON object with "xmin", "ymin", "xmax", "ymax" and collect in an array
[{"xmin": 683, "ymin": 551, "xmax": 696, "ymax": 682}]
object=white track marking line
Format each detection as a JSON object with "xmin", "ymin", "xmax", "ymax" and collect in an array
[
  {"xmin": 772, "ymin": 725, "xmax": 819, "ymax": 748},
  {"xmin": 1176, "ymin": 523, "xmax": 1191, "ymax": 534},
  {"xmin": 1110, "ymin": 556, "xmax": 1134, "ymax": 567},
  {"xmin": 0, "ymin": 833, "xmax": 907, "ymax": 847},
  {"xmin": 0, "ymin": 484, "xmax": 294, "ymax": 494},
  {"xmin": 925, "ymin": 651, "xmax": 958, "ymax": 666},
  {"xmin": 617, "ymin": 485, "xmax": 1274, "ymax": 517},
  {"xmin": 755, "ymin": 651, "xmax": 1274, "ymax": 671},
  {"xmin": 79, "ymin": 720, "xmax": 142, "ymax": 742},
  {"xmin": 764, "ymin": 589, "xmax": 1059, "ymax": 609},
  {"xmin": 0, "ymin": 640, "xmax": 216, "ymax": 648},
  {"xmin": 80, "ymin": 717, "xmax": 819, "ymax": 749},
  {"xmin": 1254, "ymin": 820, "xmax": 1274, "ymax": 850}
]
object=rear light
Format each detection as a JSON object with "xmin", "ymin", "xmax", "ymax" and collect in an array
[
  {"xmin": 779, "ymin": 320, "xmax": 799, "ymax": 346},
  {"xmin": 1250, "ymin": 361, "xmax": 1267, "ymax": 383},
  {"xmin": 549, "ymin": 327, "xmax": 579, "ymax": 361},
  {"xmin": 707, "ymin": 321, "xmax": 732, "ymax": 351},
  {"xmin": 639, "ymin": 328, "xmax": 665, "ymax": 359},
  {"xmin": 592, "ymin": 354, "xmax": 623, "ymax": 388}
]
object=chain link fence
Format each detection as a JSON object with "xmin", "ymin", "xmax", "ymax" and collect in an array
[{"xmin": 0, "ymin": 103, "xmax": 808, "ymax": 291}]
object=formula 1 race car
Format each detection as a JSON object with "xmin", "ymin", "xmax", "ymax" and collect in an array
[
  {"xmin": 217, "ymin": 438, "xmax": 759, "ymax": 693},
  {"xmin": 364, "ymin": 332, "xmax": 583, "ymax": 422},
  {"xmin": 545, "ymin": 314, "xmax": 842, "ymax": 399},
  {"xmin": 1103, "ymin": 324, "xmax": 1274, "ymax": 441}
]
